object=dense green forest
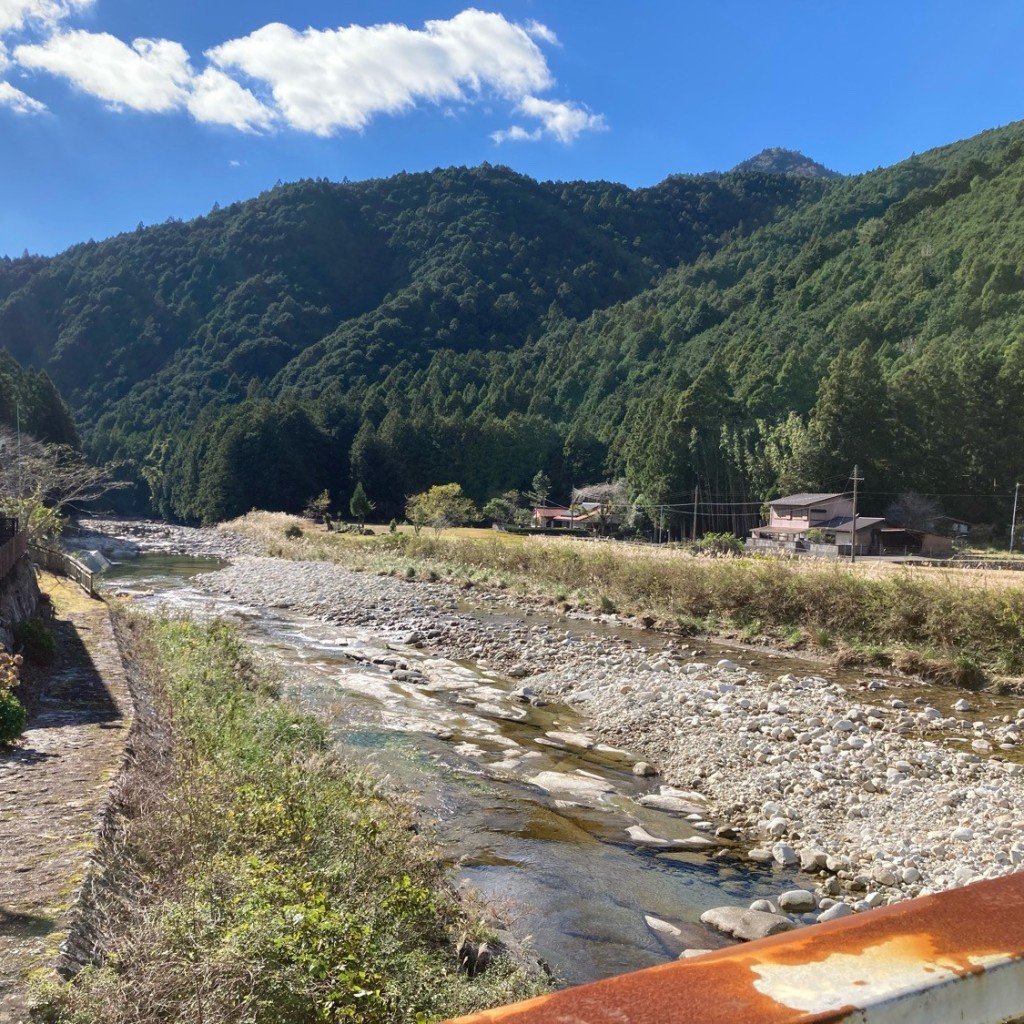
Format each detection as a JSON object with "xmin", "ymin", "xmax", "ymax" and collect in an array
[{"xmin": 3, "ymin": 127, "xmax": 1024, "ymax": 531}]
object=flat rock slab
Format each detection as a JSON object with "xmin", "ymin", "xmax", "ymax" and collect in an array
[
  {"xmin": 699, "ymin": 906, "xmax": 797, "ymax": 941},
  {"xmin": 626, "ymin": 826, "xmax": 719, "ymax": 851},
  {"xmin": 638, "ymin": 793, "xmax": 708, "ymax": 815},
  {"xmin": 528, "ymin": 771, "xmax": 616, "ymax": 797}
]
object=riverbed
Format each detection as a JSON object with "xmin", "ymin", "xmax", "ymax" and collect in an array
[{"xmin": 77, "ymin": 520, "xmax": 1024, "ymax": 982}]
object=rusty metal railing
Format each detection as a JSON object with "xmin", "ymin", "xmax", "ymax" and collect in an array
[{"xmin": 446, "ymin": 872, "xmax": 1024, "ymax": 1024}]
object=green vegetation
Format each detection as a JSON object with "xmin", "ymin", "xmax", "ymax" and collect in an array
[
  {"xmin": 0, "ymin": 650, "xmax": 26, "ymax": 745},
  {"xmin": 349, "ymin": 482, "xmax": 374, "ymax": 530},
  {"xmin": 13, "ymin": 617, "xmax": 55, "ymax": 665},
  {"xmin": 34, "ymin": 610, "xmax": 546, "ymax": 1023},
  {"xmin": 6, "ymin": 125, "xmax": 1024, "ymax": 531},
  {"xmin": 405, "ymin": 484, "xmax": 479, "ymax": 536}
]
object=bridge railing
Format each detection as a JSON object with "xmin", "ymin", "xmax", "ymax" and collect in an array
[
  {"xmin": 445, "ymin": 871, "xmax": 1024, "ymax": 1024},
  {"xmin": 29, "ymin": 544, "xmax": 96, "ymax": 597}
]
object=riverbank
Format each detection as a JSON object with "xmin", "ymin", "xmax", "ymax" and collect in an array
[
  {"xmin": 75, "ymin": 517, "xmax": 1024, "ymax": 928},
  {"xmin": 35, "ymin": 608, "xmax": 549, "ymax": 1024}
]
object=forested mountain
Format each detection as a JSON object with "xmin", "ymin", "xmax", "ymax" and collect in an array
[
  {"xmin": 0, "ymin": 349, "xmax": 78, "ymax": 447},
  {"xmin": 3, "ymin": 120, "xmax": 1024, "ymax": 529},
  {"xmin": 731, "ymin": 148, "xmax": 842, "ymax": 179}
]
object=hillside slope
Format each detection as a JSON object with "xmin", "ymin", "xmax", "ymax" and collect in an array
[{"xmin": 4, "ymin": 120, "xmax": 1024, "ymax": 527}]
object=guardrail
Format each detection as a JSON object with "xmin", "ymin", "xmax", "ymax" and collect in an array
[
  {"xmin": 445, "ymin": 872, "xmax": 1024, "ymax": 1024},
  {"xmin": 30, "ymin": 544, "xmax": 96, "ymax": 597},
  {"xmin": 0, "ymin": 531, "xmax": 28, "ymax": 582}
]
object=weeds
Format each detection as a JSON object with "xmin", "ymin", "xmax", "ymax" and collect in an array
[{"xmin": 34, "ymin": 610, "xmax": 548, "ymax": 1023}]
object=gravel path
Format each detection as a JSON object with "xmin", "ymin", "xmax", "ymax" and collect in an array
[{"xmin": 0, "ymin": 577, "xmax": 132, "ymax": 1023}]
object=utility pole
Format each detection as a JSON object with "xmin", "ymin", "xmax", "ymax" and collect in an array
[
  {"xmin": 850, "ymin": 464, "xmax": 863, "ymax": 564},
  {"xmin": 692, "ymin": 485, "xmax": 699, "ymax": 541},
  {"xmin": 15, "ymin": 401, "xmax": 21, "ymax": 499},
  {"xmin": 1011, "ymin": 482, "xmax": 1020, "ymax": 553}
]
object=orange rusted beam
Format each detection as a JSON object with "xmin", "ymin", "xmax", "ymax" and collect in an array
[{"xmin": 447, "ymin": 872, "xmax": 1024, "ymax": 1024}]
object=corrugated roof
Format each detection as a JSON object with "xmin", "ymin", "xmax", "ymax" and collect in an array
[{"xmin": 769, "ymin": 492, "xmax": 846, "ymax": 506}]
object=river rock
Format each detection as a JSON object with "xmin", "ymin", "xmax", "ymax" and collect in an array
[
  {"xmin": 644, "ymin": 914, "xmax": 682, "ymax": 937},
  {"xmin": 772, "ymin": 842, "xmax": 799, "ymax": 866},
  {"xmin": 816, "ymin": 902, "xmax": 853, "ymax": 923},
  {"xmin": 527, "ymin": 771, "xmax": 615, "ymax": 797},
  {"xmin": 637, "ymin": 793, "xmax": 706, "ymax": 815},
  {"xmin": 700, "ymin": 907, "xmax": 797, "ymax": 941},
  {"xmin": 777, "ymin": 889, "xmax": 817, "ymax": 913}
]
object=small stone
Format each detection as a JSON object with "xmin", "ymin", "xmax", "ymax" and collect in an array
[
  {"xmin": 748, "ymin": 899, "xmax": 778, "ymax": 914},
  {"xmin": 633, "ymin": 761, "xmax": 658, "ymax": 777},
  {"xmin": 817, "ymin": 903, "xmax": 854, "ymax": 923},
  {"xmin": 777, "ymin": 889, "xmax": 817, "ymax": 913}
]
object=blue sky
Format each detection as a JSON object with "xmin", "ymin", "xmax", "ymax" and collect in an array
[{"xmin": 3, "ymin": 1, "xmax": 1024, "ymax": 257}]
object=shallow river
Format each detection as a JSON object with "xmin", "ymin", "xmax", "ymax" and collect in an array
[{"xmin": 101, "ymin": 553, "xmax": 801, "ymax": 987}]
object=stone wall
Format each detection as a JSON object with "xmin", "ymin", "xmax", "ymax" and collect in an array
[{"xmin": 0, "ymin": 555, "xmax": 41, "ymax": 651}]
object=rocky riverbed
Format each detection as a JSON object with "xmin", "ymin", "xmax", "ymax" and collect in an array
[{"xmin": 79, "ymin": 520, "xmax": 1024, "ymax": 943}]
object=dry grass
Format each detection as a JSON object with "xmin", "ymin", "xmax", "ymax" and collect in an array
[{"xmin": 224, "ymin": 513, "xmax": 1024, "ymax": 677}]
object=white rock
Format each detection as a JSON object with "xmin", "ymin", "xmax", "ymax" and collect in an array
[
  {"xmin": 817, "ymin": 903, "xmax": 854, "ymax": 923},
  {"xmin": 772, "ymin": 842, "xmax": 799, "ymax": 866},
  {"xmin": 777, "ymin": 889, "xmax": 817, "ymax": 913}
]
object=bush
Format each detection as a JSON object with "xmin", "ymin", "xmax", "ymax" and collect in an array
[
  {"xmin": 0, "ymin": 693, "xmax": 26, "ymax": 745},
  {"xmin": 284, "ymin": 524, "xmax": 303, "ymax": 539},
  {"xmin": 14, "ymin": 618, "xmax": 55, "ymax": 665}
]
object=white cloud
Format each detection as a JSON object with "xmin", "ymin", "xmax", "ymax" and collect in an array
[
  {"xmin": 5, "ymin": 7, "xmax": 603, "ymax": 142},
  {"xmin": 493, "ymin": 96, "xmax": 607, "ymax": 145},
  {"xmin": 187, "ymin": 67, "xmax": 273, "ymax": 132},
  {"xmin": 491, "ymin": 123, "xmax": 540, "ymax": 143},
  {"xmin": 16, "ymin": 30, "xmax": 190, "ymax": 111},
  {"xmin": 0, "ymin": 0, "xmax": 92, "ymax": 34},
  {"xmin": 524, "ymin": 20, "xmax": 559, "ymax": 46},
  {"xmin": 207, "ymin": 9, "xmax": 555, "ymax": 137},
  {"xmin": 0, "ymin": 78, "xmax": 45, "ymax": 112}
]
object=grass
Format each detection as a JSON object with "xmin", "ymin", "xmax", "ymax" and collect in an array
[
  {"xmin": 226, "ymin": 512, "xmax": 1024, "ymax": 681},
  {"xmin": 33, "ymin": 607, "xmax": 548, "ymax": 1024}
]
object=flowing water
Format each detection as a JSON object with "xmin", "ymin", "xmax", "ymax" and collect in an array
[{"xmin": 101, "ymin": 554, "xmax": 803, "ymax": 986}]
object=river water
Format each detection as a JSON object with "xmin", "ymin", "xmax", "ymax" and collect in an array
[{"xmin": 100, "ymin": 553, "xmax": 800, "ymax": 987}]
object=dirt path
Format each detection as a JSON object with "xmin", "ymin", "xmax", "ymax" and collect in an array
[{"xmin": 0, "ymin": 574, "xmax": 132, "ymax": 1024}]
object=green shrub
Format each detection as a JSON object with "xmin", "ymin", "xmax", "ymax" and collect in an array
[
  {"xmin": 284, "ymin": 524, "xmax": 303, "ymax": 539},
  {"xmin": 14, "ymin": 618, "xmax": 55, "ymax": 665},
  {"xmin": 0, "ymin": 692, "xmax": 25, "ymax": 745}
]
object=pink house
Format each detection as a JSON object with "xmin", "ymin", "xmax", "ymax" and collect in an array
[{"xmin": 749, "ymin": 492, "xmax": 885, "ymax": 555}]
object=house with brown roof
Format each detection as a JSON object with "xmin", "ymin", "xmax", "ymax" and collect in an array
[
  {"xmin": 749, "ymin": 492, "xmax": 885, "ymax": 556},
  {"xmin": 749, "ymin": 492, "xmax": 953, "ymax": 558}
]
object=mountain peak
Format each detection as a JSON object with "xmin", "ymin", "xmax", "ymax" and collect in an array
[{"xmin": 731, "ymin": 148, "xmax": 842, "ymax": 180}]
